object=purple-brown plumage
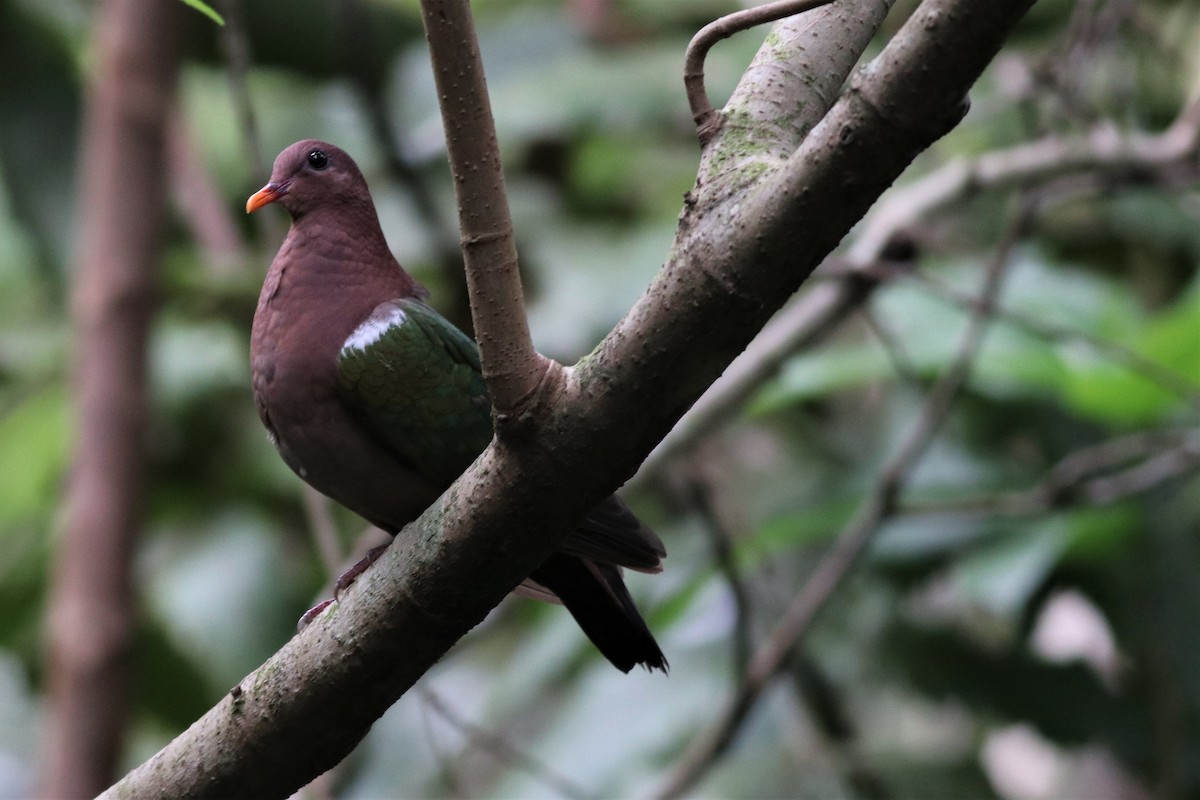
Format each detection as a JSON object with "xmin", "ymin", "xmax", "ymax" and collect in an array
[{"xmin": 249, "ymin": 140, "xmax": 667, "ymax": 672}]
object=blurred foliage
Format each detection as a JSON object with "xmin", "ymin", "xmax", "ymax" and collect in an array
[{"xmin": 1, "ymin": 0, "xmax": 1198, "ymax": 798}]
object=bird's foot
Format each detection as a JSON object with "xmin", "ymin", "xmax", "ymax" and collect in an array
[
  {"xmin": 296, "ymin": 543, "xmax": 393, "ymax": 632},
  {"xmin": 297, "ymin": 598, "xmax": 335, "ymax": 630},
  {"xmin": 333, "ymin": 542, "xmax": 391, "ymax": 600}
]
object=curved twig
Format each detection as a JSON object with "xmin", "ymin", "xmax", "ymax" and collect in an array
[{"xmin": 685, "ymin": 0, "xmax": 841, "ymax": 143}]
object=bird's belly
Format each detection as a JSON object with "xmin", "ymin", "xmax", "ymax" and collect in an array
[{"xmin": 260, "ymin": 377, "xmax": 441, "ymax": 534}]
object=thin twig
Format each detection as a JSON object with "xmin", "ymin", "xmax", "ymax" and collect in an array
[
  {"xmin": 301, "ymin": 486, "xmax": 344, "ymax": 579},
  {"xmin": 166, "ymin": 110, "xmax": 246, "ymax": 276},
  {"xmin": 360, "ymin": 88, "xmax": 472, "ymax": 331},
  {"xmin": 417, "ymin": 691, "xmax": 466, "ymax": 799},
  {"xmin": 651, "ymin": 196, "xmax": 1037, "ymax": 800},
  {"xmin": 787, "ymin": 653, "xmax": 892, "ymax": 800},
  {"xmin": 905, "ymin": 268, "xmax": 1200, "ymax": 413},
  {"xmin": 859, "ymin": 303, "xmax": 923, "ymax": 387},
  {"xmin": 217, "ymin": 0, "xmax": 267, "ymax": 182},
  {"xmin": 418, "ymin": 688, "xmax": 596, "ymax": 800},
  {"xmin": 336, "ymin": 0, "xmax": 473, "ymax": 332},
  {"xmin": 682, "ymin": 469, "xmax": 754, "ymax": 678},
  {"xmin": 218, "ymin": 0, "xmax": 284, "ymax": 249},
  {"xmin": 901, "ymin": 429, "xmax": 1200, "ymax": 516},
  {"xmin": 685, "ymin": 0, "xmax": 841, "ymax": 142}
]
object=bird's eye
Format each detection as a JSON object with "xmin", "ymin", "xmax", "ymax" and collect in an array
[{"xmin": 307, "ymin": 149, "xmax": 329, "ymax": 170}]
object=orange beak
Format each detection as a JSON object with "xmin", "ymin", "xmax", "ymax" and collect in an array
[{"xmin": 246, "ymin": 181, "xmax": 288, "ymax": 213}]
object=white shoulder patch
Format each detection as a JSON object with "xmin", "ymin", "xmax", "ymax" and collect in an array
[{"xmin": 341, "ymin": 303, "xmax": 407, "ymax": 355}]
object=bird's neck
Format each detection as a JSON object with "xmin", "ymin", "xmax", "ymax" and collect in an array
[
  {"xmin": 295, "ymin": 201, "xmax": 392, "ymax": 258},
  {"xmin": 253, "ymin": 201, "xmax": 424, "ymax": 363},
  {"xmin": 279, "ymin": 203, "xmax": 422, "ymax": 296}
]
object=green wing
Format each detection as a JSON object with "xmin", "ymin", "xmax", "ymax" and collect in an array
[{"xmin": 337, "ymin": 298, "xmax": 493, "ymax": 486}]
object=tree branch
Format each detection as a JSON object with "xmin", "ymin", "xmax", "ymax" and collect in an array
[
  {"xmin": 847, "ymin": 93, "xmax": 1200, "ymax": 265},
  {"xmin": 644, "ymin": 36, "xmax": 1200, "ymax": 483},
  {"xmin": 419, "ymin": 0, "xmax": 550, "ymax": 420},
  {"xmin": 101, "ymin": 1, "xmax": 1036, "ymax": 796},
  {"xmin": 418, "ymin": 687, "xmax": 596, "ymax": 800},
  {"xmin": 900, "ymin": 428, "xmax": 1200, "ymax": 517}
]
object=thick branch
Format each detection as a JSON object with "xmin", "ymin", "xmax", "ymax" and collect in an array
[
  {"xmin": 572, "ymin": 0, "xmax": 1032, "ymax": 491},
  {"xmin": 419, "ymin": 0, "xmax": 550, "ymax": 419},
  {"xmin": 694, "ymin": 0, "xmax": 895, "ymax": 203},
  {"xmin": 102, "ymin": 2, "xmax": 1035, "ymax": 797}
]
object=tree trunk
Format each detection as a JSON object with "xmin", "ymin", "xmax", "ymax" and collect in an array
[{"xmin": 41, "ymin": 0, "xmax": 183, "ymax": 795}]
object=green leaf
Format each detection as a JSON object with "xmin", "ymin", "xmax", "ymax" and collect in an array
[
  {"xmin": 1062, "ymin": 504, "xmax": 1140, "ymax": 563},
  {"xmin": 177, "ymin": 0, "xmax": 224, "ymax": 26},
  {"xmin": 1062, "ymin": 284, "xmax": 1200, "ymax": 425}
]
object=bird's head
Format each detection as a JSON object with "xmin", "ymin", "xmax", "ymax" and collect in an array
[{"xmin": 246, "ymin": 139, "xmax": 370, "ymax": 218}]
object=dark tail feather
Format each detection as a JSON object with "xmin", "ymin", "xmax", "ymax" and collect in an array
[{"xmin": 530, "ymin": 553, "xmax": 668, "ymax": 674}]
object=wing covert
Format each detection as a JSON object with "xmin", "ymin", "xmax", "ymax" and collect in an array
[{"xmin": 337, "ymin": 298, "xmax": 493, "ymax": 485}]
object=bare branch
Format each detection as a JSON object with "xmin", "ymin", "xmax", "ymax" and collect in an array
[
  {"xmin": 167, "ymin": 112, "xmax": 246, "ymax": 276},
  {"xmin": 848, "ymin": 94, "xmax": 1200, "ymax": 267},
  {"xmin": 217, "ymin": 0, "xmax": 267, "ymax": 182},
  {"xmin": 635, "ymin": 271, "xmax": 880, "ymax": 481},
  {"xmin": 679, "ymin": 468, "xmax": 755, "ymax": 678},
  {"xmin": 901, "ymin": 429, "xmax": 1200, "ymax": 517},
  {"xmin": 906, "ymin": 267, "xmax": 1200, "ymax": 413},
  {"xmin": 418, "ymin": 0, "xmax": 550, "ymax": 419},
  {"xmin": 649, "ymin": 55, "xmax": 1200, "ymax": 479}
]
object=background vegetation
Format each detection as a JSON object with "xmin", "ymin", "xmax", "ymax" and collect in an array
[{"xmin": 1, "ymin": 0, "xmax": 1198, "ymax": 797}]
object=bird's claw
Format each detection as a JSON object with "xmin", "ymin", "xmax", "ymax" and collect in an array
[
  {"xmin": 297, "ymin": 598, "xmax": 336, "ymax": 631},
  {"xmin": 332, "ymin": 542, "xmax": 391, "ymax": 601},
  {"xmin": 298, "ymin": 543, "xmax": 394, "ymax": 632}
]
